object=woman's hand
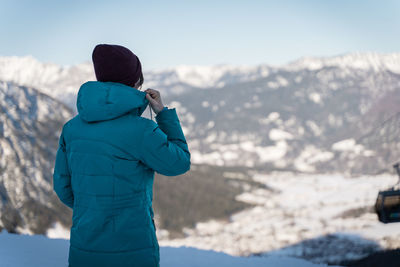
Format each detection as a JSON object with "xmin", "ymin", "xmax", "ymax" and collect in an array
[{"xmin": 144, "ymin": 88, "xmax": 165, "ymax": 114}]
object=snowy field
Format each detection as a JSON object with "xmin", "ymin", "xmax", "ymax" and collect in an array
[
  {"xmin": 0, "ymin": 230, "xmax": 338, "ymax": 267},
  {"xmin": 42, "ymin": 172, "xmax": 400, "ymax": 265},
  {"xmin": 158, "ymin": 172, "xmax": 400, "ymax": 264}
]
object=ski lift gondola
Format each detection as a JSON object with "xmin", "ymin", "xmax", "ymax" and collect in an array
[{"xmin": 375, "ymin": 163, "xmax": 400, "ymax": 223}]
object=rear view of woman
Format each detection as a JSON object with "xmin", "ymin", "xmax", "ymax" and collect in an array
[{"xmin": 53, "ymin": 44, "xmax": 191, "ymax": 267}]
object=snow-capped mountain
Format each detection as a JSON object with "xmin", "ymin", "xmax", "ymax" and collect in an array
[
  {"xmin": 145, "ymin": 63, "xmax": 271, "ymax": 90},
  {"xmin": 160, "ymin": 57, "xmax": 400, "ymax": 176},
  {"xmin": 0, "ymin": 56, "xmax": 272, "ymax": 113},
  {"xmin": 0, "ymin": 80, "xmax": 74, "ymax": 234},
  {"xmin": 2, "ymin": 52, "xmax": 400, "ymax": 175},
  {"xmin": 0, "ymin": 56, "xmax": 95, "ymax": 110},
  {"xmin": 286, "ymin": 52, "xmax": 400, "ymax": 73}
]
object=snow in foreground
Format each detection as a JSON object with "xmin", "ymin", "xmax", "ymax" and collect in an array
[{"xmin": 0, "ymin": 230, "xmax": 339, "ymax": 267}]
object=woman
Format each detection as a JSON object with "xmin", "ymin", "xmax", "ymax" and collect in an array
[{"xmin": 53, "ymin": 44, "xmax": 191, "ymax": 267}]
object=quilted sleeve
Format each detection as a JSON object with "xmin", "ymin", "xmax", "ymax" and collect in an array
[
  {"xmin": 53, "ymin": 124, "xmax": 74, "ymax": 209},
  {"xmin": 139, "ymin": 108, "xmax": 191, "ymax": 176}
]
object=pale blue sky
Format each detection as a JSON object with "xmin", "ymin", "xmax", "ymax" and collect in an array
[{"xmin": 1, "ymin": 0, "xmax": 399, "ymax": 70}]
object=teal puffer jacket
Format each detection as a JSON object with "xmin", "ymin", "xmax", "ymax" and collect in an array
[{"xmin": 52, "ymin": 81, "xmax": 191, "ymax": 267}]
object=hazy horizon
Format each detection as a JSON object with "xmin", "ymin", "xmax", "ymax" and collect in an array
[{"xmin": 3, "ymin": 50, "xmax": 400, "ymax": 72}]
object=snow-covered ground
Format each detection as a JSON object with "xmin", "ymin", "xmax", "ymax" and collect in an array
[
  {"xmin": 0, "ymin": 230, "xmax": 337, "ymax": 267},
  {"xmin": 43, "ymin": 172, "xmax": 400, "ymax": 265},
  {"xmin": 158, "ymin": 172, "xmax": 400, "ymax": 264}
]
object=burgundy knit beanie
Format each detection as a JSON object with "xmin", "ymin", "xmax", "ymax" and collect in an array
[{"xmin": 92, "ymin": 44, "xmax": 144, "ymax": 88}]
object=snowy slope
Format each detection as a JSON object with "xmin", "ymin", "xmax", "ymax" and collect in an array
[
  {"xmin": 0, "ymin": 80, "xmax": 74, "ymax": 235},
  {"xmin": 157, "ymin": 172, "xmax": 400, "ymax": 265},
  {"xmin": 164, "ymin": 63, "xmax": 400, "ymax": 175},
  {"xmin": 0, "ymin": 230, "xmax": 340, "ymax": 267},
  {"xmin": 0, "ymin": 56, "xmax": 94, "ymax": 110}
]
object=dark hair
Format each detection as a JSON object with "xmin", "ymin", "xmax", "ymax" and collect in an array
[
  {"xmin": 135, "ymin": 72, "xmax": 144, "ymax": 90},
  {"xmin": 138, "ymin": 72, "xmax": 144, "ymax": 87}
]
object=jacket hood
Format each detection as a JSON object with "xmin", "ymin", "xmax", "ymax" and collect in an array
[{"xmin": 77, "ymin": 81, "xmax": 149, "ymax": 122}]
